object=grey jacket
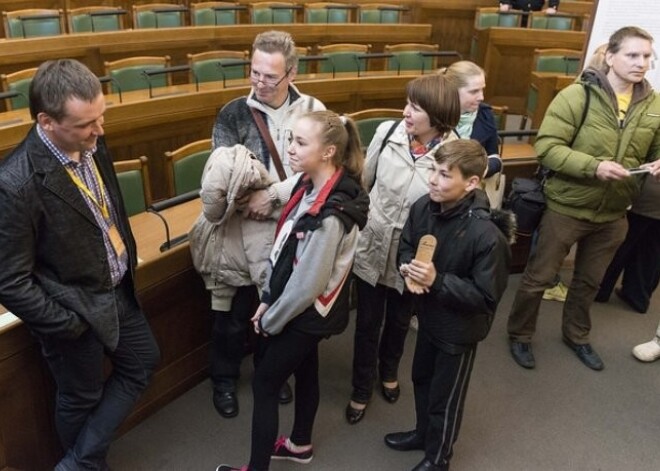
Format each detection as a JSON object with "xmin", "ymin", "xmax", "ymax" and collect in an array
[{"xmin": 0, "ymin": 128, "xmax": 137, "ymax": 350}]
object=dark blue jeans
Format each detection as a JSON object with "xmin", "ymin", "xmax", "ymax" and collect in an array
[{"xmin": 40, "ymin": 279, "xmax": 160, "ymax": 471}]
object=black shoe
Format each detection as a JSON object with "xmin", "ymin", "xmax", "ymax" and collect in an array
[
  {"xmin": 279, "ymin": 381, "xmax": 293, "ymax": 405},
  {"xmin": 213, "ymin": 391, "xmax": 239, "ymax": 418},
  {"xmin": 509, "ymin": 341, "xmax": 535, "ymax": 369},
  {"xmin": 384, "ymin": 430, "xmax": 425, "ymax": 451},
  {"xmin": 381, "ymin": 383, "xmax": 400, "ymax": 403},
  {"xmin": 411, "ymin": 458, "xmax": 446, "ymax": 471},
  {"xmin": 345, "ymin": 402, "xmax": 367, "ymax": 425},
  {"xmin": 562, "ymin": 337, "xmax": 604, "ymax": 371}
]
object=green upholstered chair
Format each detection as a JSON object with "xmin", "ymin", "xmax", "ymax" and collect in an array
[
  {"xmin": 345, "ymin": 108, "xmax": 402, "ymax": 151},
  {"xmin": 519, "ymin": 48, "xmax": 582, "ymax": 130},
  {"xmin": 250, "ymin": 2, "xmax": 298, "ymax": 24},
  {"xmin": 294, "ymin": 46, "xmax": 313, "ymax": 75},
  {"xmin": 490, "ymin": 105, "xmax": 509, "ymax": 132},
  {"xmin": 474, "ymin": 7, "xmax": 523, "ymax": 28},
  {"xmin": 358, "ymin": 3, "xmax": 403, "ymax": 24},
  {"xmin": 188, "ymin": 50, "xmax": 249, "ymax": 85},
  {"xmin": 529, "ymin": 13, "xmax": 575, "ymax": 31},
  {"xmin": 384, "ymin": 43, "xmax": 440, "ymax": 74},
  {"xmin": 67, "ymin": 6, "xmax": 125, "ymax": 33},
  {"xmin": 191, "ymin": 1, "xmax": 242, "ymax": 26},
  {"xmin": 304, "ymin": 3, "xmax": 351, "ymax": 23},
  {"xmin": 132, "ymin": 3, "xmax": 186, "ymax": 29},
  {"xmin": 114, "ymin": 157, "xmax": 152, "ymax": 217},
  {"xmin": 2, "ymin": 9, "xmax": 65, "ymax": 38},
  {"xmin": 317, "ymin": 43, "xmax": 371, "ymax": 75},
  {"xmin": 165, "ymin": 139, "xmax": 213, "ymax": 197},
  {"xmin": 104, "ymin": 56, "xmax": 172, "ymax": 93},
  {"xmin": 0, "ymin": 68, "xmax": 36, "ymax": 111}
]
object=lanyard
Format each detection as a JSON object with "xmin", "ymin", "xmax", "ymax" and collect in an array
[{"xmin": 65, "ymin": 159, "xmax": 110, "ymax": 220}]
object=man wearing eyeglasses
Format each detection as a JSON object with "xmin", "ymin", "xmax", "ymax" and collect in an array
[{"xmin": 206, "ymin": 30, "xmax": 325, "ymax": 419}]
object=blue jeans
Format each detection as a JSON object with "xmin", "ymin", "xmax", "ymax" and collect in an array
[{"xmin": 40, "ymin": 278, "xmax": 160, "ymax": 470}]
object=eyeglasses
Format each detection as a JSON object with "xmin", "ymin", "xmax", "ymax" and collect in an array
[{"xmin": 249, "ymin": 67, "xmax": 292, "ymax": 88}]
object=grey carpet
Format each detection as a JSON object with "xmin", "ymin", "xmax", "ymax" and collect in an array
[{"xmin": 108, "ymin": 272, "xmax": 660, "ymax": 470}]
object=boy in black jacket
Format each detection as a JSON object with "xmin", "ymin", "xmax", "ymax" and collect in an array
[{"xmin": 384, "ymin": 139, "xmax": 515, "ymax": 471}]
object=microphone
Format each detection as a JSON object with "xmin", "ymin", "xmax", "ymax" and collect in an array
[
  {"xmin": 148, "ymin": 189, "xmax": 200, "ymax": 252},
  {"xmin": 147, "ymin": 190, "xmax": 200, "ymax": 252},
  {"xmin": 98, "ymin": 75, "xmax": 123, "ymax": 103}
]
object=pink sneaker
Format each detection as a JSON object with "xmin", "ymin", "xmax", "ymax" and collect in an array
[{"xmin": 271, "ymin": 436, "xmax": 313, "ymax": 464}]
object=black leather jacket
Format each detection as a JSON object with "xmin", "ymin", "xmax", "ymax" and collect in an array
[{"xmin": 0, "ymin": 127, "xmax": 137, "ymax": 350}]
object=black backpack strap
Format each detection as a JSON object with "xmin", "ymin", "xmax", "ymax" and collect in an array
[
  {"xmin": 569, "ymin": 83, "xmax": 590, "ymax": 148},
  {"xmin": 378, "ymin": 120, "xmax": 400, "ymax": 156}
]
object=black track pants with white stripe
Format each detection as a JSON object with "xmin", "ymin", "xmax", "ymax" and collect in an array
[{"xmin": 412, "ymin": 331, "xmax": 477, "ymax": 469}]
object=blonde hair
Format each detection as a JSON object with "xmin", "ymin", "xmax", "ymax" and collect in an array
[
  {"xmin": 440, "ymin": 60, "xmax": 485, "ymax": 90},
  {"xmin": 302, "ymin": 110, "xmax": 364, "ymax": 182}
]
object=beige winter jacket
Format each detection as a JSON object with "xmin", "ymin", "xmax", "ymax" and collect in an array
[
  {"xmin": 352, "ymin": 120, "xmax": 458, "ymax": 293},
  {"xmin": 189, "ymin": 144, "xmax": 274, "ymax": 310}
]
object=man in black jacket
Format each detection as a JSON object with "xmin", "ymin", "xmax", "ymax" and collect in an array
[
  {"xmin": 0, "ymin": 59, "xmax": 160, "ymax": 470},
  {"xmin": 384, "ymin": 140, "xmax": 514, "ymax": 471}
]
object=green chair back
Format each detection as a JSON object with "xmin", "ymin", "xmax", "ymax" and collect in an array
[
  {"xmin": 359, "ymin": 9, "xmax": 399, "ymax": 24},
  {"xmin": 388, "ymin": 52, "xmax": 434, "ymax": 73},
  {"xmin": 531, "ymin": 16, "xmax": 573, "ymax": 31},
  {"xmin": 476, "ymin": 12, "xmax": 519, "ymax": 28},
  {"xmin": 320, "ymin": 52, "xmax": 361, "ymax": 74},
  {"xmin": 192, "ymin": 59, "xmax": 247, "ymax": 83},
  {"xmin": 8, "ymin": 16, "xmax": 61, "ymax": 37},
  {"xmin": 136, "ymin": 10, "xmax": 184, "ymax": 28},
  {"xmin": 355, "ymin": 118, "xmax": 393, "ymax": 148},
  {"xmin": 193, "ymin": 8, "xmax": 237, "ymax": 25},
  {"xmin": 116, "ymin": 170, "xmax": 147, "ymax": 216},
  {"xmin": 526, "ymin": 87, "xmax": 539, "ymax": 117},
  {"xmin": 305, "ymin": 8, "xmax": 348, "ymax": 23},
  {"xmin": 71, "ymin": 13, "xmax": 121, "ymax": 32},
  {"xmin": 252, "ymin": 7, "xmax": 294, "ymax": 24},
  {"xmin": 536, "ymin": 56, "xmax": 580, "ymax": 74},
  {"xmin": 172, "ymin": 150, "xmax": 212, "ymax": 195},
  {"xmin": 8, "ymin": 78, "xmax": 31, "ymax": 110},
  {"xmin": 110, "ymin": 65, "xmax": 167, "ymax": 92}
]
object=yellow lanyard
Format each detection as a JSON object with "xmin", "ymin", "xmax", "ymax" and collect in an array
[{"xmin": 65, "ymin": 159, "xmax": 110, "ymax": 221}]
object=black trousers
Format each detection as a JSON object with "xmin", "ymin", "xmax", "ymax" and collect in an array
[
  {"xmin": 210, "ymin": 285, "xmax": 259, "ymax": 392},
  {"xmin": 249, "ymin": 327, "xmax": 323, "ymax": 471},
  {"xmin": 351, "ymin": 277, "xmax": 413, "ymax": 403},
  {"xmin": 412, "ymin": 331, "xmax": 476, "ymax": 470},
  {"xmin": 43, "ymin": 277, "xmax": 161, "ymax": 471},
  {"xmin": 597, "ymin": 211, "xmax": 660, "ymax": 313}
]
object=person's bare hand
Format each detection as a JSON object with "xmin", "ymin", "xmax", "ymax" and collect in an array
[
  {"xmin": 595, "ymin": 161, "xmax": 629, "ymax": 181},
  {"xmin": 251, "ymin": 303, "xmax": 269, "ymax": 336},
  {"xmin": 545, "ymin": 7, "xmax": 557, "ymax": 14},
  {"xmin": 246, "ymin": 189, "xmax": 274, "ymax": 220},
  {"xmin": 642, "ymin": 161, "xmax": 660, "ymax": 180},
  {"xmin": 499, "ymin": 4, "xmax": 511, "ymax": 12}
]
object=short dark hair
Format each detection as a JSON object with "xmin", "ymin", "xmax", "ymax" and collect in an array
[
  {"xmin": 433, "ymin": 139, "xmax": 487, "ymax": 180},
  {"xmin": 607, "ymin": 26, "xmax": 654, "ymax": 54},
  {"xmin": 29, "ymin": 59, "xmax": 102, "ymax": 121},
  {"xmin": 406, "ymin": 74, "xmax": 460, "ymax": 134}
]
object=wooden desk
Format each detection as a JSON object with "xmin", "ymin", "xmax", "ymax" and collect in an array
[
  {"xmin": 0, "ymin": 199, "xmax": 208, "ymax": 471},
  {"xmin": 530, "ymin": 72, "xmax": 577, "ymax": 129},
  {"xmin": 472, "ymin": 27, "xmax": 586, "ymax": 114},
  {"xmin": 0, "ymin": 73, "xmax": 416, "ymax": 199},
  {"xmin": 0, "ymin": 23, "xmax": 432, "ymax": 75}
]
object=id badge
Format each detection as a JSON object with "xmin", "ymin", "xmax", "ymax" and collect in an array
[{"xmin": 108, "ymin": 224, "xmax": 126, "ymax": 258}]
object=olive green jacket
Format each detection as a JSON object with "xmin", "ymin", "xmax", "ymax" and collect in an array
[{"xmin": 535, "ymin": 68, "xmax": 660, "ymax": 222}]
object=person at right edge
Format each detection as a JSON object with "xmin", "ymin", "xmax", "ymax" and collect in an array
[
  {"xmin": 507, "ymin": 26, "xmax": 660, "ymax": 372},
  {"xmin": 384, "ymin": 139, "xmax": 514, "ymax": 471}
]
